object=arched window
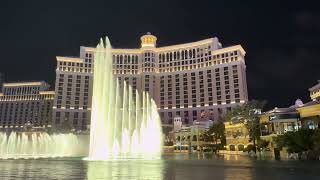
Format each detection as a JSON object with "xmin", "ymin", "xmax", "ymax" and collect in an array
[
  {"xmin": 124, "ymin": 55, "xmax": 127, "ymax": 63},
  {"xmin": 192, "ymin": 135, "xmax": 197, "ymax": 141},
  {"xmin": 229, "ymin": 145, "xmax": 236, "ymax": 151},
  {"xmin": 199, "ymin": 135, "xmax": 203, "ymax": 141},
  {"xmin": 238, "ymin": 144, "xmax": 245, "ymax": 151},
  {"xmin": 112, "ymin": 55, "xmax": 116, "ymax": 64},
  {"xmin": 120, "ymin": 55, "xmax": 123, "ymax": 64},
  {"xmin": 177, "ymin": 136, "xmax": 181, "ymax": 141}
]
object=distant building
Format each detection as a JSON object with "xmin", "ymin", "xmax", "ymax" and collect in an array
[
  {"xmin": 224, "ymin": 121, "xmax": 251, "ymax": 151},
  {"xmin": 53, "ymin": 33, "xmax": 248, "ymax": 130},
  {"xmin": 296, "ymin": 81, "xmax": 320, "ymax": 129},
  {"xmin": 173, "ymin": 117, "xmax": 183, "ymax": 132},
  {"xmin": 0, "ymin": 81, "xmax": 54, "ymax": 130},
  {"xmin": 173, "ymin": 120, "xmax": 213, "ymax": 152},
  {"xmin": 260, "ymin": 106, "xmax": 301, "ymax": 135},
  {"xmin": 309, "ymin": 80, "xmax": 320, "ymax": 101},
  {"xmin": 258, "ymin": 100, "xmax": 309, "ymax": 158},
  {"xmin": 52, "ymin": 57, "xmax": 92, "ymax": 130},
  {"xmin": 296, "ymin": 101, "xmax": 320, "ymax": 129}
]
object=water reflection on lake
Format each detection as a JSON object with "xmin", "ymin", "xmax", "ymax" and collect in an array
[
  {"xmin": 0, "ymin": 154, "xmax": 319, "ymax": 179},
  {"xmin": 87, "ymin": 159, "xmax": 164, "ymax": 180}
]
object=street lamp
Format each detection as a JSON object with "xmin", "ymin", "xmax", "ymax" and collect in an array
[
  {"xmin": 211, "ymin": 132, "xmax": 215, "ymax": 144},
  {"xmin": 195, "ymin": 121, "xmax": 200, "ymax": 152}
]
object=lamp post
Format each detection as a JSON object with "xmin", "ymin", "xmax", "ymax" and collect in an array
[
  {"xmin": 211, "ymin": 132, "xmax": 215, "ymax": 144},
  {"xmin": 211, "ymin": 132, "xmax": 216, "ymax": 154},
  {"xmin": 249, "ymin": 108, "xmax": 261, "ymax": 154},
  {"xmin": 195, "ymin": 121, "xmax": 200, "ymax": 152}
]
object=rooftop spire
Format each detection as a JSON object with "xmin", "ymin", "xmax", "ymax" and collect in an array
[{"xmin": 140, "ymin": 32, "xmax": 157, "ymax": 48}]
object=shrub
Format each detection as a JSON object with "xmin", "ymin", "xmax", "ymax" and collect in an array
[{"xmin": 243, "ymin": 144, "xmax": 255, "ymax": 152}]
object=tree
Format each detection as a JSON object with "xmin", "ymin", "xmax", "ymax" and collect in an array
[
  {"xmin": 225, "ymin": 100, "xmax": 267, "ymax": 153},
  {"xmin": 203, "ymin": 120, "xmax": 226, "ymax": 151},
  {"xmin": 274, "ymin": 129, "xmax": 317, "ymax": 155},
  {"xmin": 312, "ymin": 129, "xmax": 320, "ymax": 153},
  {"xmin": 208, "ymin": 121, "xmax": 226, "ymax": 145},
  {"xmin": 256, "ymin": 139, "xmax": 269, "ymax": 150}
]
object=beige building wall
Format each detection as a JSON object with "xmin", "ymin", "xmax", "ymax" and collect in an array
[
  {"xmin": 0, "ymin": 82, "xmax": 54, "ymax": 129},
  {"xmin": 53, "ymin": 33, "xmax": 248, "ymax": 129}
]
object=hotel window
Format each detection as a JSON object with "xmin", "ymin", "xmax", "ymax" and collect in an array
[{"xmin": 192, "ymin": 111, "xmax": 197, "ymax": 117}]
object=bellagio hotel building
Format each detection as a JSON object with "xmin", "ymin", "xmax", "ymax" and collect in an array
[{"xmin": 53, "ymin": 33, "xmax": 248, "ymax": 130}]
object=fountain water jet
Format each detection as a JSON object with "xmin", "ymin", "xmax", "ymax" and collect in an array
[
  {"xmin": 85, "ymin": 37, "xmax": 162, "ymax": 160},
  {"xmin": 0, "ymin": 132, "xmax": 81, "ymax": 159}
]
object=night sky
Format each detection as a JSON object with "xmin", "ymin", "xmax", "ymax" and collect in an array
[{"xmin": 0, "ymin": 0, "xmax": 319, "ymax": 110}]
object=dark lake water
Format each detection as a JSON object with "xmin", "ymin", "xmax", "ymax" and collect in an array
[{"xmin": 0, "ymin": 154, "xmax": 319, "ymax": 180}]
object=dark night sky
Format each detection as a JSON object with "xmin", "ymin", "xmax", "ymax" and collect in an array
[{"xmin": 0, "ymin": 0, "xmax": 319, "ymax": 109}]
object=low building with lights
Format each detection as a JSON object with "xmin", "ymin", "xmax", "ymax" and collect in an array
[
  {"xmin": 171, "ymin": 117, "xmax": 213, "ymax": 152},
  {"xmin": 224, "ymin": 121, "xmax": 251, "ymax": 151},
  {"xmin": 258, "ymin": 100, "xmax": 302, "ymax": 149},
  {"xmin": 296, "ymin": 81, "xmax": 320, "ymax": 129},
  {"xmin": 53, "ymin": 33, "xmax": 248, "ymax": 130},
  {"xmin": 258, "ymin": 98, "xmax": 319, "ymax": 159},
  {"xmin": 296, "ymin": 101, "xmax": 320, "ymax": 129},
  {"xmin": 309, "ymin": 80, "xmax": 320, "ymax": 101},
  {"xmin": 260, "ymin": 106, "xmax": 301, "ymax": 135},
  {"xmin": 0, "ymin": 81, "xmax": 54, "ymax": 130}
]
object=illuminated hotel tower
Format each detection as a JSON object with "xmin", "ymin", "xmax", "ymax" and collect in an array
[
  {"xmin": 53, "ymin": 33, "xmax": 248, "ymax": 129},
  {"xmin": 0, "ymin": 81, "xmax": 54, "ymax": 129}
]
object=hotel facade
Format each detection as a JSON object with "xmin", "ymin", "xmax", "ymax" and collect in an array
[
  {"xmin": 53, "ymin": 33, "xmax": 248, "ymax": 130},
  {"xmin": 0, "ymin": 81, "xmax": 54, "ymax": 129}
]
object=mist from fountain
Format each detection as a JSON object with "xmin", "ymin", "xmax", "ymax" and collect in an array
[
  {"xmin": 86, "ymin": 37, "xmax": 162, "ymax": 160},
  {"xmin": 0, "ymin": 132, "xmax": 82, "ymax": 159}
]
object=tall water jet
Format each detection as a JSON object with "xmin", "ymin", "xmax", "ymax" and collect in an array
[{"xmin": 86, "ymin": 37, "xmax": 162, "ymax": 160}]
